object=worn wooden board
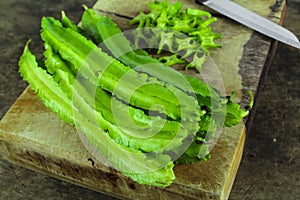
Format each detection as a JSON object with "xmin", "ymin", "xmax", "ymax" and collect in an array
[{"xmin": 0, "ymin": 0, "xmax": 286, "ymax": 199}]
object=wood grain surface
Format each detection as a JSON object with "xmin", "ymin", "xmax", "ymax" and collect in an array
[{"xmin": 0, "ymin": 0, "xmax": 286, "ymax": 199}]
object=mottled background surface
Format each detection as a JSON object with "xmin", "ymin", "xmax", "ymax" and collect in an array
[{"xmin": 0, "ymin": 0, "xmax": 299, "ymax": 199}]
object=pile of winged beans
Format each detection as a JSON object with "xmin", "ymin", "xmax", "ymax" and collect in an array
[{"xmin": 18, "ymin": 1, "xmax": 251, "ymax": 187}]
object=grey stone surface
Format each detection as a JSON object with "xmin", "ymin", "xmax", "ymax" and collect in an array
[
  {"xmin": 229, "ymin": 1, "xmax": 300, "ymax": 198},
  {"xmin": 0, "ymin": 0, "xmax": 299, "ymax": 199}
]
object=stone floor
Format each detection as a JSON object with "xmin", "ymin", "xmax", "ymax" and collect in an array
[{"xmin": 0, "ymin": 0, "xmax": 299, "ymax": 199}]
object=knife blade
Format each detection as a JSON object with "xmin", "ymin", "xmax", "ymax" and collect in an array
[{"xmin": 195, "ymin": 0, "xmax": 300, "ymax": 49}]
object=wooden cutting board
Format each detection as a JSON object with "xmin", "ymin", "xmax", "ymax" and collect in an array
[{"xmin": 0, "ymin": 0, "xmax": 286, "ymax": 199}]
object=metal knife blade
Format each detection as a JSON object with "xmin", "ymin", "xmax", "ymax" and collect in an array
[{"xmin": 195, "ymin": 0, "xmax": 300, "ymax": 49}]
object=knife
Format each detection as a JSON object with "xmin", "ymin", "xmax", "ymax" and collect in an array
[{"xmin": 195, "ymin": 0, "xmax": 300, "ymax": 49}]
